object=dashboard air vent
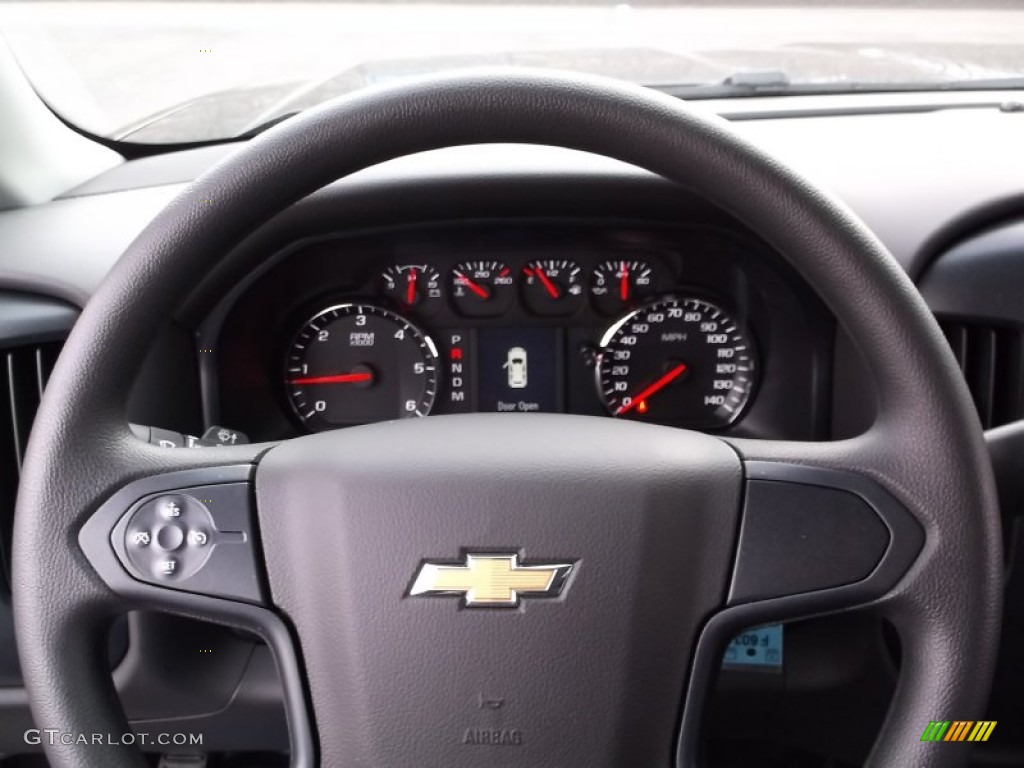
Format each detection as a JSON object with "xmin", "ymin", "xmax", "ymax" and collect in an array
[
  {"xmin": 938, "ymin": 319, "xmax": 1024, "ymax": 430},
  {"xmin": 0, "ymin": 340, "xmax": 63, "ymax": 580}
]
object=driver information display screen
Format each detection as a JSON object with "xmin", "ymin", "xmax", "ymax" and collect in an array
[{"xmin": 476, "ymin": 327, "xmax": 562, "ymax": 413}]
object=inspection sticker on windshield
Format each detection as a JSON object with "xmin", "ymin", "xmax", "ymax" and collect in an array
[{"xmin": 722, "ymin": 624, "xmax": 783, "ymax": 670}]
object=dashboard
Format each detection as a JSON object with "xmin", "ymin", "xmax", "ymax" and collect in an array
[{"xmin": 207, "ymin": 223, "xmax": 833, "ymax": 442}]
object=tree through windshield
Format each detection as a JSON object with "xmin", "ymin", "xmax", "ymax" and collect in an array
[{"xmin": 4, "ymin": 0, "xmax": 1024, "ymax": 144}]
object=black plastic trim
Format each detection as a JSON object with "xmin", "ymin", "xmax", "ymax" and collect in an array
[
  {"xmin": 729, "ymin": 478, "xmax": 892, "ymax": 602},
  {"xmin": 78, "ymin": 465, "xmax": 315, "ymax": 768},
  {"xmin": 0, "ymin": 291, "xmax": 77, "ymax": 348},
  {"xmin": 987, "ymin": 421, "xmax": 1024, "ymax": 522},
  {"xmin": 733, "ymin": 462, "xmax": 925, "ymax": 603},
  {"xmin": 0, "ymin": 589, "xmax": 18, "ymax": 687},
  {"xmin": 675, "ymin": 461, "xmax": 925, "ymax": 767},
  {"xmin": 919, "ymin": 218, "xmax": 1024, "ymax": 326}
]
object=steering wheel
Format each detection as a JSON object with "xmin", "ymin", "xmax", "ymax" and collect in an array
[{"xmin": 12, "ymin": 71, "xmax": 1001, "ymax": 768}]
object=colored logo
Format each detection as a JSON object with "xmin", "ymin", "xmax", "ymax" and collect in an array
[
  {"xmin": 409, "ymin": 553, "xmax": 574, "ymax": 608},
  {"xmin": 921, "ymin": 721, "xmax": 996, "ymax": 743}
]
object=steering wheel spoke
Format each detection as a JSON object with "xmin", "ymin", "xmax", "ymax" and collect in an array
[
  {"xmin": 674, "ymin": 437, "xmax": 928, "ymax": 765},
  {"xmin": 76, "ymin": 447, "xmax": 317, "ymax": 767}
]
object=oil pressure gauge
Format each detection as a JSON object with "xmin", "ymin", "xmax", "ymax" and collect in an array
[{"xmin": 590, "ymin": 259, "xmax": 657, "ymax": 315}]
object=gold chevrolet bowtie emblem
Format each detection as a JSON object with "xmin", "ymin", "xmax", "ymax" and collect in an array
[{"xmin": 409, "ymin": 553, "xmax": 574, "ymax": 608}]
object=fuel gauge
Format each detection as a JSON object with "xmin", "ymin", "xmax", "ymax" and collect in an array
[
  {"xmin": 381, "ymin": 265, "xmax": 443, "ymax": 316},
  {"xmin": 522, "ymin": 259, "xmax": 584, "ymax": 316}
]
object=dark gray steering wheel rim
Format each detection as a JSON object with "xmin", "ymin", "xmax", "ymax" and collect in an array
[{"xmin": 12, "ymin": 69, "xmax": 1001, "ymax": 768}]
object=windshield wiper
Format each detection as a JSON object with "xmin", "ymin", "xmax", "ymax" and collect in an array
[{"xmin": 722, "ymin": 70, "xmax": 791, "ymax": 92}]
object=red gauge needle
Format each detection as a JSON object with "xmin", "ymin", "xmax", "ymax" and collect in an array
[
  {"xmin": 616, "ymin": 363, "xmax": 687, "ymax": 416},
  {"xmin": 619, "ymin": 261, "xmax": 630, "ymax": 302},
  {"xmin": 455, "ymin": 271, "xmax": 490, "ymax": 299},
  {"xmin": 405, "ymin": 268, "xmax": 417, "ymax": 305},
  {"xmin": 530, "ymin": 265, "xmax": 561, "ymax": 299},
  {"xmin": 289, "ymin": 372, "xmax": 374, "ymax": 385}
]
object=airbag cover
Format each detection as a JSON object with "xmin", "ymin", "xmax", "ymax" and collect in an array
[{"xmin": 256, "ymin": 414, "xmax": 741, "ymax": 767}]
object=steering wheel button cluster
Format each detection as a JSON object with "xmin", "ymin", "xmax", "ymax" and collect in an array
[
  {"xmin": 105, "ymin": 480, "xmax": 264, "ymax": 604},
  {"xmin": 120, "ymin": 494, "xmax": 216, "ymax": 581}
]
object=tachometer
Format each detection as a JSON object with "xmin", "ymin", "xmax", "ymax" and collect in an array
[
  {"xmin": 285, "ymin": 303, "xmax": 439, "ymax": 430},
  {"xmin": 597, "ymin": 297, "xmax": 755, "ymax": 428}
]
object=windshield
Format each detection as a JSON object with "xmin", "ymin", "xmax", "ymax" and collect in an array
[{"xmin": 4, "ymin": 1, "xmax": 1024, "ymax": 144}]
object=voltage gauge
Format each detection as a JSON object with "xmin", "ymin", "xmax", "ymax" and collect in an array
[{"xmin": 381, "ymin": 264, "xmax": 443, "ymax": 315}]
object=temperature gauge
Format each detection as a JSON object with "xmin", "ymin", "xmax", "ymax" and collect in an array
[
  {"xmin": 450, "ymin": 260, "xmax": 516, "ymax": 317},
  {"xmin": 381, "ymin": 265, "xmax": 442, "ymax": 315}
]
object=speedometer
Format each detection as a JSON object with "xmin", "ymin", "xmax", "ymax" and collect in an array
[{"xmin": 597, "ymin": 297, "xmax": 756, "ymax": 429}]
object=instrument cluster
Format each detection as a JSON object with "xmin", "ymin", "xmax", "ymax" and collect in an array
[
  {"xmin": 208, "ymin": 224, "xmax": 831, "ymax": 442},
  {"xmin": 284, "ymin": 254, "xmax": 755, "ymax": 431}
]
